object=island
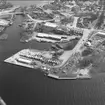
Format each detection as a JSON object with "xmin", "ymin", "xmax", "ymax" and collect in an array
[{"xmin": 4, "ymin": 0, "xmax": 105, "ymax": 79}]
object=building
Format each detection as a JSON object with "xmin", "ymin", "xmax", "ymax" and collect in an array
[
  {"xmin": 16, "ymin": 57, "xmax": 32, "ymax": 65},
  {"xmin": 44, "ymin": 22, "xmax": 57, "ymax": 28},
  {"xmin": 36, "ymin": 33, "xmax": 62, "ymax": 41},
  {"xmin": 0, "ymin": 19, "xmax": 10, "ymax": 26}
]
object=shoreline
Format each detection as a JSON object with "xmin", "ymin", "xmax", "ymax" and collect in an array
[
  {"xmin": 3, "ymin": 0, "xmax": 105, "ymax": 80},
  {"xmin": 4, "ymin": 48, "xmax": 92, "ymax": 80}
]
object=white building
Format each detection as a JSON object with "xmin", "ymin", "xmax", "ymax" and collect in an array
[
  {"xmin": 37, "ymin": 33, "xmax": 61, "ymax": 40},
  {"xmin": 0, "ymin": 19, "xmax": 10, "ymax": 26},
  {"xmin": 44, "ymin": 22, "xmax": 57, "ymax": 28},
  {"xmin": 16, "ymin": 57, "xmax": 32, "ymax": 64}
]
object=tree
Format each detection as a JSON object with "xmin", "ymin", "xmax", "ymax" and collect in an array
[
  {"xmin": 0, "ymin": 0, "xmax": 13, "ymax": 9},
  {"xmin": 94, "ymin": 0, "xmax": 105, "ymax": 29},
  {"xmin": 20, "ymin": 6, "xmax": 27, "ymax": 13},
  {"xmin": 0, "ymin": 0, "xmax": 7, "ymax": 5},
  {"xmin": 82, "ymin": 47, "xmax": 94, "ymax": 56},
  {"xmin": 5, "ymin": 2, "xmax": 13, "ymax": 8},
  {"xmin": 78, "ymin": 57, "xmax": 93, "ymax": 69},
  {"xmin": 30, "ymin": 4, "xmax": 37, "ymax": 10}
]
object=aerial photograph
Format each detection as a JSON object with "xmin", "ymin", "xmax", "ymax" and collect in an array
[{"xmin": 0, "ymin": 0, "xmax": 105, "ymax": 105}]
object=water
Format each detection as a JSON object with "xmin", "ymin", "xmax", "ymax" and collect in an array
[{"xmin": 0, "ymin": 1, "xmax": 105, "ymax": 105}]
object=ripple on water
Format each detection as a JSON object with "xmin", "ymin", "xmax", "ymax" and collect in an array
[{"xmin": 0, "ymin": 1, "xmax": 105, "ymax": 105}]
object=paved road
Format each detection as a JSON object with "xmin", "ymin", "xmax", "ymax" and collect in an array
[
  {"xmin": 60, "ymin": 28, "xmax": 93, "ymax": 65},
  {"xmin": 57, "ymin": 28, "xmax": 93, "ymax": 75},
  {"xmin": 73, "ymin": 28, "xmax": 93, "ymax": 52},
  {"xmin": 27, "ymin": 13, "xmax": 94, "ymax": 74}
]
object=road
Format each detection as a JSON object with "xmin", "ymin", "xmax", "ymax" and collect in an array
[
  {"xmin": 56, "ymin": 28, "xmax": 93, "ymax": 76},
  {"xmin": 73, "ymin": 28, "xmax": 93, "ymax": 52},
  {"xmin": 27, "ymin": 14, "xmax": 54, "ymax": 23},
  {"xmin": 0, "ymin": 5, "xmax": 20, "ymax": 15},
  {"xmin": 27, "ymin": 12, "xmax": 94, "ymax": 74}
]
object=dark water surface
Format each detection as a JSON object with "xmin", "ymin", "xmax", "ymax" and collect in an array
[{"xmin": 0, "ymin": 1, "xmax": 105, "ymax": 105}]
